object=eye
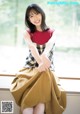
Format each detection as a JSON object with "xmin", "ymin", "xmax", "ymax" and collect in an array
[{"xmin": 29, "ymin": 15, "xmax": 33, "ymax": 19}]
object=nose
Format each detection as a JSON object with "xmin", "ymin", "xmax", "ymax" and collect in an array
[{"xmin": 33, "ymin": 15, "xmax": 38, "ymax": 21}]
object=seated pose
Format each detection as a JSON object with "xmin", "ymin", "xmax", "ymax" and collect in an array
[{"xmin": 10, "ymin": 4, "xmax": 66, "ymax": 114}]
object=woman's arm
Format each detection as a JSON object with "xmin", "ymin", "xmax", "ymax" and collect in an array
[
  {"xmin": 42, "ymin": 31, "xmax": 56, "ymax": 56},
  {"xmin": 23, "ymin": 30, "xmax": 42, "ymax": 64},
  {"xmin": 23, "ymin": 30, "xmax": 48, "ymax": 72},
  {"xmin": 41, "ymin": 31, "xmax": 56, "ymax": 67}
]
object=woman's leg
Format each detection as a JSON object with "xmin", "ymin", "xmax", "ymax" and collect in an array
[
  {"xmin": 23, "ymin": 108, "xmax": 33, "ymax": 114},
  {"xmin": 33, "ymin": 103, "xmax": 45, "ymax": 114}
]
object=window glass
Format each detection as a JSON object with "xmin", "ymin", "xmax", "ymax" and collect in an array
[{"xmin": 0, "ymin": 0, "xmax": 80, "ymax": 78}]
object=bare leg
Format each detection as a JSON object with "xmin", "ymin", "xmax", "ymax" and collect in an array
[
  {"xmin": 23, "ymin": 108, "xmax": 33, "ymax": 114},
  {"xmin": 33, "ymin": 103, "xmax": 45, "ymax": 114}
]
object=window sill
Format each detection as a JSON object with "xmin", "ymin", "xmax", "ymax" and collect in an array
[{"xmin": 0, "ymin": 75, "xmax": 80, "ymax": 94}]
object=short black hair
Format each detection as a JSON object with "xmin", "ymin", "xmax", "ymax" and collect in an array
[{"xmin": 25, "ymin": 4, "xmax": 49, "ymax": 32}]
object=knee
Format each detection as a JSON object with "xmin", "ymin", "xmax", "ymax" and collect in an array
[
  {"xmin": 23, "ymin": 108, "xmax": 33, "ymax": 114},
  {"xmin": 34, "ymin": 103, "xmax": 45, "ymax": 114}
]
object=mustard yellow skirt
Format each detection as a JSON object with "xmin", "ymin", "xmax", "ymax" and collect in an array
[{"xmin": 10, "ymin": 68, "xmax": 66, "ymax": 114}]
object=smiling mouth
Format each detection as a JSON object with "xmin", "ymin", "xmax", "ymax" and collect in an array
[{"xmin": 34, "ymin": 20, "xmax": 40, "ymax": 24}]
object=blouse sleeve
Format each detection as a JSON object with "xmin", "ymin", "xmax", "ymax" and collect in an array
[{"xmin": 43, "ymin": 30, "xmax": 56, "ymax": 56}]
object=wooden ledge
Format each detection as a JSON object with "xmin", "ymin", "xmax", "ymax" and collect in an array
[{"xmin": 0, "ymin": 73, "xmax": 15, "ymax": 77}]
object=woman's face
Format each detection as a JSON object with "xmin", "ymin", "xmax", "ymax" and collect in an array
[{"xmin": 28, "ymin": 9, "xmax": 42, "ymax": 28}]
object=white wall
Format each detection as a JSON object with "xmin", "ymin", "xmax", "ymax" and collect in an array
[
  {"xmin": 0, "ymin": 90, "xmax": 20, "ymax": 114},
  {"xmin": 63, "ymin": 93, "xmax": 80, "ymax": 114}
]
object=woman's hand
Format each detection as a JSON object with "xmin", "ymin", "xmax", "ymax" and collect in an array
[
  {"xmin": 36, "ymin": 54, "xmax": 51, "ymax": 72},
  {"xmin": 37, "ymin": 62, "xmax": 46, "ymax": 72},
  {"xmin": 40, "ymin": 54, "xmax": 51, "ymax": 69}
]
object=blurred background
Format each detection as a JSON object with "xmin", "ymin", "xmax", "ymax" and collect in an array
[{"xmin": 0, "ymin": 0, "xmax": 80, "ymax": 78}]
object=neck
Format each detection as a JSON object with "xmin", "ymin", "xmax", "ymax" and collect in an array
[{"xmin": 36, "ymin": 26, "xmax": 42, "ymax": 31}]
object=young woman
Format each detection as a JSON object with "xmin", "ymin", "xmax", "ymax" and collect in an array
[{"xmin": 10, "ymin": 4, "xmax": 66, "ymax": 114}]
